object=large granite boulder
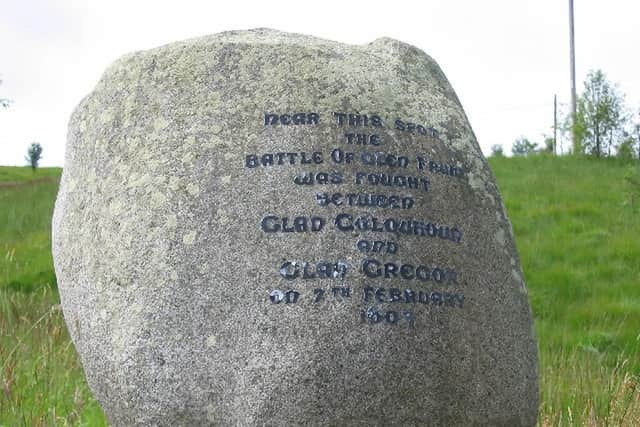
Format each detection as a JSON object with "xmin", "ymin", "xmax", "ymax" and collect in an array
[{"xmin": 53, "ymin": 28, "xmax": 538, "ymax": 426}]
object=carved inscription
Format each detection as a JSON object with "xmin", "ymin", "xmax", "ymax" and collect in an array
[{"xmin": 247, "ymin": 111, "xmax": 467, "ymax": 327}]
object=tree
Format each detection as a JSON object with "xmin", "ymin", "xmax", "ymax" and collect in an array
[
  {"xmin": 617, "ymin": 136, "xmax": 636, "ymax": 161},
  {"xmin": 631, "ymin": 110, "xmax": 640, "ymax": 160},
  {"xmin": 512, "ymin": 137, "xmax": 537, "ymax": 156},
  {"xmin": 25, "ymin": 143, "xmax": 43, "ymax": 170},
  {"xmin": 542, "ymin": 136, "xmax": 555, "ymax": 154},
  {"xmin": 573, "ymin": 70, "xmax": 627, "ymax": 157},
  {"xmin": 490, "ymin": 144, "xmax": 504, "ymax": 157}
]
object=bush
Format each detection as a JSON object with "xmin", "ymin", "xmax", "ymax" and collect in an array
[
  {"xmin": 490, "ymin": 144, "xmax": 504, "ymax": 157},
  {"xmin": 25, "ymin": 143, "xmax": 43, "ymax": 170},
  {"xmin": 512, "ymin": 137, "xmax": 537, "ymax": 156}
]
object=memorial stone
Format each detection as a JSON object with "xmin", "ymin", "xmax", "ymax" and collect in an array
[{"xmin": 53, "ymin": 28, "xmax": 538, "ymax": 426}]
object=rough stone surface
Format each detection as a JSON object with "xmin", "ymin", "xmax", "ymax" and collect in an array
[{"xmin": 53, "ymin": 28, "xmax": 538, "ymax": 426}]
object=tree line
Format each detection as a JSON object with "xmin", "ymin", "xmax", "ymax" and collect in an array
[{"xmin": 492, "ymin": 69, "xmax": 640, "ymax": 160}]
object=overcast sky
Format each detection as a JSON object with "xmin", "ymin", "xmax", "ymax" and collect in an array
[{"xmin": 1, "ymin": 0, "xmax": 639, "ymax": 167}]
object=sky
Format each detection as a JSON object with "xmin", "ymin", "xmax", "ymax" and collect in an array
[{"xmin": 1, "ymin": 0, "xmax": 639, "ymax": 167}]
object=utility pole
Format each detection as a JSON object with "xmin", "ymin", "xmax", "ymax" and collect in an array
[
  {"xmin": 569, "ymin": 0, "xmax": 577, "ymax": 153},
  {"xmin": 554, "ymin": 94, "xmax": 558, "ymax": 155}
]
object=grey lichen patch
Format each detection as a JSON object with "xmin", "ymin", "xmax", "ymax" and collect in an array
[
  {"xmin": 215, "ymin": 210, "xmax": 230, "ymax": 226},
  {"xmin": 150, "ymin": 191, "xmax": 167, "ymax": 208},
  {"xmin": 109, "ymin": 198, "xmax": 125, "ymax": 216},
  {"xmin": 186, "ymin": 183, "xmax": 200, "ymax": 196},
  {"xmin": 206, "ymin": 404, "xmax": 216, "ymax": 423},
  {"xmin": 152, "ymin": 116, "xmax": 169, "ymax": 132},
  {"xmin": 108, "ymin": 301, "xmax": 147, "ymax": 357},
  {"xmin": 494, "ymin": 227, "xmax": 507, "ymax": 248},
  {"xmin": 184, "ymin": 135, "xmax": 197, "ymax": 147},
  {"xmin": 166, "ymin": 214, "xmax": 178, "ymax": 229},
  {"xmin": 182, "ymin": 231, "xmax": 197, "ymax": 245},
  {"xmin": 465, "ymin": 154, "xmax": 497, "ymax": 206},
  {"xmin": 512, "ymin": 268, "xmax": 528, "ymax": 295},
  {"xmin": 168, "ymin": 176, "xmax": 182, "ymax": 192},
  {"xmin": 203, "ymin": 135, "xmax": 225, "ymax": 148},
  {"xmin": 205, "ymin": 335, "xmax": 217, "ymax": 348}
]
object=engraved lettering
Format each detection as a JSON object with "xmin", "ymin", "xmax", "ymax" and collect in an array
[
  {"xmin": 360, "ymin": 306, "xmax": 414, "ymax": 327},
  {"xmin": 333, "ymin": 112, "xmax": 383, "ymax": 127},
  {"xmin": 245, "ymin": 151, "xmax": 323, "ymax": 168},
  {"xmin": 394, "ymin": 119, "xmax": 438, "ymax": 138},
  {"xmin": 269, "ymin": 289, "xmax": 300, "ymax": 304},
  {"xmin": 360, "ymin": 287, "xmax": 464, "ymax": 308},
  {"xmin": 330, "ymin": 148, "xmax": 355, "ymax": 164},
  {"xmin": 316, "ymin": 193, "xmax": 414, "ymax": 209},
  {"xmin": 279, "ymin": 261, "xmax": 349, "ymax": 280},
  {"xmin": 293, "ymin": 172, "xmax": 342, "ymax": 186},
  {"xmin": 356, "ymin": 239, "xmax": 398, "ymax": 254},
  {"xmin": 355, "ymin": 172, "xmax": 429, "ymax": 192},
  {"xmin": 261, "ymin": 216, "xmax": 325, "ymax": 233},
  {"xmin": 362, "ymin": 259, "xmax": 458, "ymax": 283},
  {"xmin": 333, "ymin": 215, "xmax": 462, "ymax": 243},
  {"xmin": 416, "ymin": 156, "xmax": 464, "ymax": 177},
  {"xmin": 360, "ymin": 152, "xmax": 409, "ymax": 168},
  {"xmin": 344, "ymin": 133, "xmax": 381, "ymax": 146},
  {"xmin": 264, "ymin": 112, "xmax": 320, "ymax": 125}
]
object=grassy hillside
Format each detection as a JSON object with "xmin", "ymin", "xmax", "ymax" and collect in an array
[
  {"xmin": 0, "ymin": 167, "xmax": 61, "ymax": 183},
  {"xmin": 490, "ymin": 155, "xmax": 640, "ymax": 363},
  {"xmin": 1, "ymin": 158, "xmax": 639, "ymax": 425},
  {"xmin": 0, "ymin": 167, "xmax": 106, "ymax": 425},
  {"xmin": 489, "ymin": 155, "xmax": 640, "ymax": 425},
  {"xmin": 1, "ymin": 167, "xmax": 61, "ymax": 292}
]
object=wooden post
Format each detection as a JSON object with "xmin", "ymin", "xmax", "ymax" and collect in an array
[
  {"xmin": 569, "ymin": 0, "xmax": 577, "ymax": 153},
  {"xmin": 554, "ymin": 94, "xmax": 558, "ymax": 154}
]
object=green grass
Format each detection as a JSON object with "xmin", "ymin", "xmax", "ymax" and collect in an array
[
  {"xmin": 1, "ymin": 168, "xmax": 60, "ymax": 292},
  {"xmin": 0, "ymin": 166, "xmax": 62, "ymax": 184},
  {"xmin": 0, "ymin": 287, "xmax": 106, "ymax": 426},
  {"xmin": 1, "ymin": 158, "xmax": 639, "ymax": 426},
  {"xmin": 489, "ymin": 154, "xmax": 640, "ymax": 426},
  {"xmin": 489, "ymin": 155, "xmax": 640, "ymax": 363},
  {"xmin": 0, "ymin": 167, "xmax": 105, "ymax": 425}
]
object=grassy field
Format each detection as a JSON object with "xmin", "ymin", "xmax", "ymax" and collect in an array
[
  {"xmin": 490, "ymin": 155, "xmax": 640, "ymax": 426},
  {"xmin": 0, "ymin": 167, "xmax": 105, "ymax": 426},
  {"xmin": 1, "ymin": 157, "xmax": 639, "ymax": 425}
]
